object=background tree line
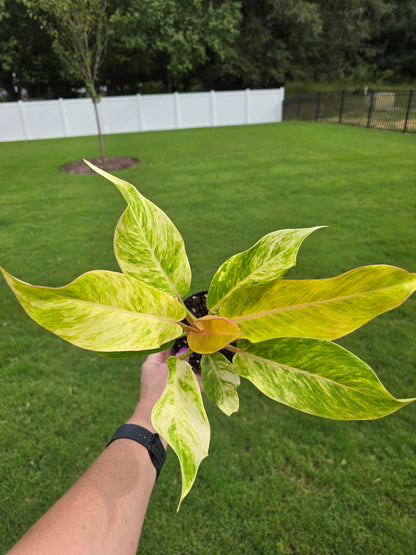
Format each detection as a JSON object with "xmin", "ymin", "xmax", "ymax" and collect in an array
[{"xmin": 1, "ymin": 0, "xmax": 415, "ymax": 102}]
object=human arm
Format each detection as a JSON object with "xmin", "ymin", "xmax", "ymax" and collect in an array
[{"xmin": 8, "ymin": 349, "xmax": 171, "ymax": 555}]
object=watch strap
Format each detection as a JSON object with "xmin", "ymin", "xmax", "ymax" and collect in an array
[{"xmin": 106, "ymin": 424, "xmax": 166, "ymax": 479}]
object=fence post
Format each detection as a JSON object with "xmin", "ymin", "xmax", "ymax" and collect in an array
[
  {"xmin": 136, "ymin": 93, "xmax": 144, "ymax": 131},
  {"xmin": 174, "ymin": 91, "xmax": 181, "ymax": 129},
  {"xmin": 403, "ymin": 89, "xmax": 413, "ymax": 133},
  {"xmin": 315, "ymin": 92, "xmax": 321, "ymax": 121},
  {"xmin": 367, "ymin": 90, "xmax": 374, "ymax": 128},
  {"xmin": 210, "ymin": 90, "xmax": 216, "ymax": 126},
  {"xmin": 279, "ymin": 87, "xmax": 285, "ymax": 122},
  {"xmin": 17, "ymin": 100, "xmax": 30, "ymax": 140},
  {"xmin": 245, "ymin": 88, "xmax": 251, "ymax": 124},
  {"xmin": 339, "ymin": 90, "xmax": 345, "ymax": 124},
  {"xmin": 58, "ymin": 98, "xmax": 69, "ymax": 136},
  {"xmin": 296, "ymin": 93, "xmax": 301, "ymax": 120}
]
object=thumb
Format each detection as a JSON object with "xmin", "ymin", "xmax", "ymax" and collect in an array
[{"xmin": 147, "ymin": 347, "xmax": 173, "ymax": 365}]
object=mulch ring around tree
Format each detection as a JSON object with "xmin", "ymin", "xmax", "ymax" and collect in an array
[{"xmin": 60, "ymin": 156, "xmax": 139, "ymax": 174}]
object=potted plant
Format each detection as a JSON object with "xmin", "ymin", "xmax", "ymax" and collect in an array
[{"xmin": 2, "ymin": 160, "xmax": 415, "ymax": 509}]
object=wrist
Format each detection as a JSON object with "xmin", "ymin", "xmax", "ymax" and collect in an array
[
  {"xmin": 126, "ymin": 417, "xmax": 155, "ymax": 435},
  {"xmin": 128, "ymin": 402, "xmax": 153, "ymax": 428},
  {"xmin": 127, "ymin": 403, "xmax": 167, "ymax": 449},
  {"xmin": 106, "ymin": 424, "xmax": 166, "ymax": 479}
]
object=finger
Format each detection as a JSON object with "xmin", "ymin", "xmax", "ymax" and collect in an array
[{"xmin": 146, "ymin": 347, "xmax": 174, "ymax": 365}]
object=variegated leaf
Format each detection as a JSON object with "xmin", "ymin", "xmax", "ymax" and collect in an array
[
  {"xmin": 207, "ymin": 227, "xmax": 321, "ymax": 312},
  {"xmin": 151, "ymin": 357, "xmax": 210, "ymax": 510},
  {"xmin": 234, "ymin": 338, "xmax": 414, "ymax": 419},
  {"xmin": 220, "ymin": 265, "xmax": 416, "ymax": 341},
  {"xmin": 98, "ymin": 340, "xmax": 174, "ymax": 358},
  {"xmin": 201, "ymin": 352, "xmax": 240, "ymax": 415},
  {"xmin": 187, "ymin": 315, "xmax": 242, "ymax": 354},
  {"xmin": 84, "ymin": 160, "xmax": 191, "ymax": 298},
  {"xmin": 1, "ymin": 268, "xmax": 185, "ymax": 352}
]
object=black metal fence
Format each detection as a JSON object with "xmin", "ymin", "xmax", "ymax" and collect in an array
[{"xmin": 283, "ymin": 89, "xmax": 416, "ymax": 134}]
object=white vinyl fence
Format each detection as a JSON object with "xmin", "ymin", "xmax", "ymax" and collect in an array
[{"xmin": 0, "ymin": 88, "xmax": 284, "ymax": 142}]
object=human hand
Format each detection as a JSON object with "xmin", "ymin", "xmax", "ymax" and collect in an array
[
  {"xmin": 128, "ymin": 349, "xmax": 172, "ymax": 444},
  {"xmin": 128, "ymin": 348, "xmax": 203, "ymax": 447}
]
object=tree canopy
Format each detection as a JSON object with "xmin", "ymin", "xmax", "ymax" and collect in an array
[
  {"xmin": 0, "ymin": 0, "xmax": 414, "ymax": 100},
  {"xmin": 0, "ymin": 0, "xmax": 71, "ymax": 100}
]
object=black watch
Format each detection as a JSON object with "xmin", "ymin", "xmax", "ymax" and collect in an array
[{"xmin": 106, "ymin": 423, "xmax": 166, "ymax": 479}]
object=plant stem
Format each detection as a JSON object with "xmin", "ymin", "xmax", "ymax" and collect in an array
[
  {"xmin": 177, "ymin": 297, "xmax": 197, "ymax": 323},
  {"xmin": 179, "ymin": 322, "xmax": 198, "ymax": 333},
  {"xmin": 185, "ymin": 310, "xmax": 197, "ymax": 323},
  {"xmin": 178, "ymin": 348, "xmax": 192, "ymax": 360},
  {"xmin": 224, "ymin": 344, "xmax": 239, "ymax": 353}
]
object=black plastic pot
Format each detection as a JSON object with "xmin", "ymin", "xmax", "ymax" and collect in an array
[{"xmin": 173, "ymin": 290, "xmax": 234, "ymax": 372}]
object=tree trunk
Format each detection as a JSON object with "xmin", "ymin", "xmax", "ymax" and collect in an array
[{"xmin": 92, "ymin": 98, "xmax": 105, "ymax": 163}]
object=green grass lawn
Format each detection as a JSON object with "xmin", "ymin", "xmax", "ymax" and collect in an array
[{"xmin": 1, "ymin": 122, "xmax": 416, "ymax": 553}]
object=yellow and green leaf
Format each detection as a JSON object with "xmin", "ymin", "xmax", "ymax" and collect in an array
[
  {"xmin": 220, "ymin": 265, "xmax": 416, "ymax": 341},
  {"xmin": 234, "ymin": 338, "xmax": 414, "ymax": 420},
  {"xmin": 98, "ymin": 340, "xmax": 175, "ymax": 358},
  {"xmin": 84, "ymin": 160, "xmax": 191, "ymax": 298},
  {"xmin": 152, "ymin": 357, "xmax": 210, "ymax": 510},
  {"xmin": 1, "ymin": 268, "xmax": 185, "ymax": 352},
  {"xmin": 187, "ymin": 315, "xmax": 242, "ymax": 354},
  {"xmin": 201, "ymin": 352, "xmax": 240, "ymax": 415},
  {"xmin": 207, "ymin": 227, "xmax": 321, "ymax": 312}
]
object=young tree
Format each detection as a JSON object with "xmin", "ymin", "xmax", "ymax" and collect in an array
[{"xmin": 23, "ymin": 0, "xmax": 112, "ymax": 161}]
